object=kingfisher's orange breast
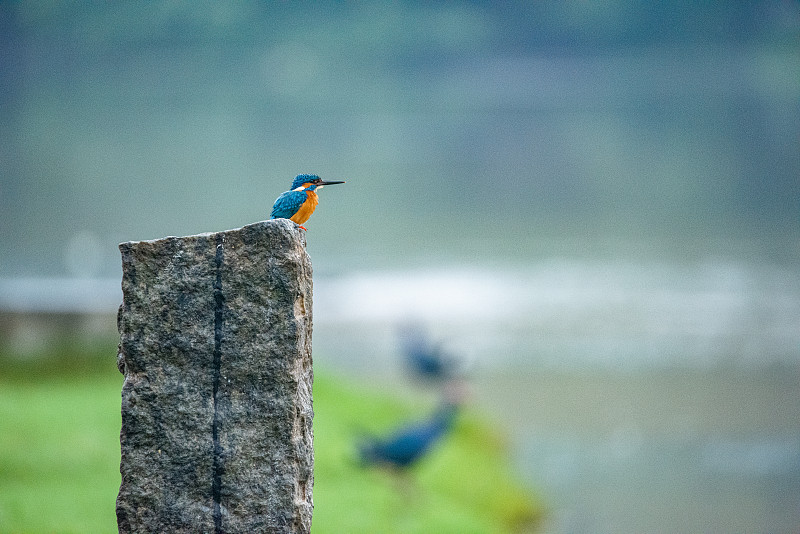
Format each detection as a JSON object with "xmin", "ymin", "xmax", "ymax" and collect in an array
[{"xmin": 290, "ymin": 190, "xmax": 319, "ymax": 225}]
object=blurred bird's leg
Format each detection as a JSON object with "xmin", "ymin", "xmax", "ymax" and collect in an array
[
  {"xmin": 388, "ymin": 468, "xmax": 419, "ymax": 502},
  {"xmin": 442, "ymin": 378, "xmax": 471, "ymax": 406}
]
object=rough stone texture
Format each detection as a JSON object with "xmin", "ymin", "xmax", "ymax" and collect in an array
[{"xmin": 116, "ymin": 219, "xmax": 313, "ymax": 534}]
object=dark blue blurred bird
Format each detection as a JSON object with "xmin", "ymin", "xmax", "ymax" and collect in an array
[
  {"xmin": 359, "ymin": 400, "xmax": 460, "ymax": 469},
  {"xmin": 270, "ymin": 173, "xmax": 345, "ymax": 230},
  {"xmin": 397, "ymin": 322, "xmax": 460, "ymax": 383}
]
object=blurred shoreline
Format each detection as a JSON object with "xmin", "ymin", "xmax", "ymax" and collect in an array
[{"xmin": 3, "ymin": 258, "xmax": 799, "ymax": 368}]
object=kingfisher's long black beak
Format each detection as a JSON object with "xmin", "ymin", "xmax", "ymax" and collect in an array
[{"xmin": 319, "ymin": 180, "xmax": 345, "ymax": 186}]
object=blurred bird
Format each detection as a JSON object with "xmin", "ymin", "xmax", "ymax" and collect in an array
[
  {"xmin": 358, "ymin": 401, "xmax": 460, "ymax": 470},
  {"xmin": 270, "ymin": 173, "xmax": 345, "ymax": 230},
  {"xmin": 397, "ymin": 322, "xmax": 460, "ymax": 384}
]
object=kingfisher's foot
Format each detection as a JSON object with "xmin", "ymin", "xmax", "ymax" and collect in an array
[{"xmin": 298, "ymin": 225, "xmax": 308, "ymax": 231}]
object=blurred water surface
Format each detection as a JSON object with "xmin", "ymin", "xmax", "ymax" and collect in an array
[{"xmin": 315, "ymin": 260, "xmax": 800, "ymax": 370}]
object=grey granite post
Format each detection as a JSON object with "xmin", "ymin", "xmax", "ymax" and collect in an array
[{"xmin": 115, "ymin": 219, "xmax": 313, "ymax": 533}]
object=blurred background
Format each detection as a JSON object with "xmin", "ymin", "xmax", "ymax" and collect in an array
[{"xmin": 1, "ymin": 1, "xmax": 799, "ymax": 532}]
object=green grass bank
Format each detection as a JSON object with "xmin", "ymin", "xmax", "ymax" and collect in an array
[{"xmin": 0, "ymin": 342, "xmax": 543, "ymax": 533}]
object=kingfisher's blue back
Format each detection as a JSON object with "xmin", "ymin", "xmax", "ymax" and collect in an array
[{"xmin": 270, "ymin": 190, "xmax": 310, "ymax": 220}]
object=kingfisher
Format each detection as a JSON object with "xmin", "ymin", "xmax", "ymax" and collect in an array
[{"xmin": 270, "ymin": 173, "xmax": 345, "ymax": 230}]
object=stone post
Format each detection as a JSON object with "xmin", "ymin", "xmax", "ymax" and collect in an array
[{"xmin": 115, "ymin": 219, "xmax": 313, "ymax": 533}]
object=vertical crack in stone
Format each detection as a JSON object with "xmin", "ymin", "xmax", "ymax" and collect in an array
[{"xmin": 212, "ymin": 234, "xmax": 225, "ymax": 533}]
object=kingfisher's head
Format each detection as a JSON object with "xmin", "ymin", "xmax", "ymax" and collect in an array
[{"xmin": 291, "ymin": 173, "xmax": 345, "ymax": 192}]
